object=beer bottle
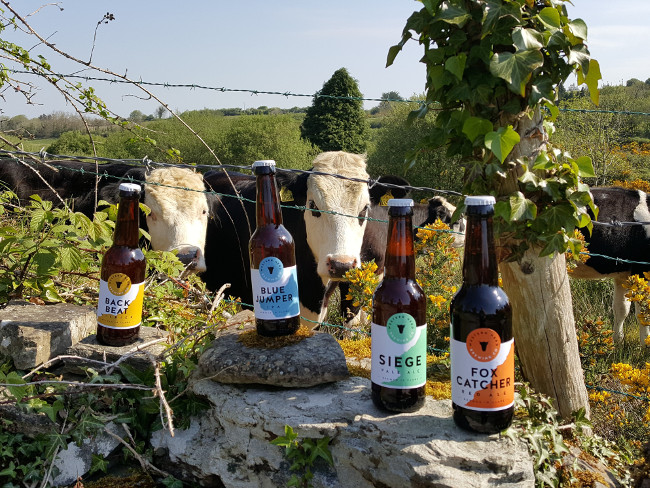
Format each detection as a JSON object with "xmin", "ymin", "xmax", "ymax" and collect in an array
[
  {"xmin": 450, "ymin": 195, "xmax": 514, "ymax": 433},
  {"xmin": 97, "ymin": 182, "xmax": 146, "ymax": 346},
  {"xmin": 371, "ymin": 199, "xmax": 427, "ymax": 412},
  {"xmin": 249, "ymin": 160, "xmax": 300, "ymax": 336}
]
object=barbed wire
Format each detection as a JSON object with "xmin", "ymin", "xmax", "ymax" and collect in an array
[
  {"xmin": 5, "ymin": 149, "xmax": 650, "ymax": 263},
  {"xmin": 7, "ymin": 69, "xmax": 650, "ymax": 117}
]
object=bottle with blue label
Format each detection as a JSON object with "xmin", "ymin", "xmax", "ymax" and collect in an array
[
  {"xmin": 371, "ymin": 199, "xmax": 427, "ymax": 412},
  {"xmin": 249, "ymin": 160, "xmax": 301, "ymax": 336}
]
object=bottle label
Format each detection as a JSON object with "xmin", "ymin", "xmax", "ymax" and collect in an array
[
  {"xmin": 97, "ymin": 273, "xmax": 144, "ymax": 329},
  {"xmin": 371, "ymin": 313, "xmax": 427, "ymax": 389},
  {"xmin": 451, "ymin": 328, "xmax": 514, "ymax": 411},
  {"xmin": 251, "ymin": 257, "xmax": 300, "ymax": 320}
]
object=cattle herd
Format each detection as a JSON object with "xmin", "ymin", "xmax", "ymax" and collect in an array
[{"xmin": 0, "ymin": 153, "xmax": 648, "ymax": 348}]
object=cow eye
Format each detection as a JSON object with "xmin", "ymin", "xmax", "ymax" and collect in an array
[
  {"xmin": 358, "ymin": 205, "xmax": 369, "ymax": 226},
  {"xmin": 309, "ymin": 200, "xmax": 321, "ymax": 217}
]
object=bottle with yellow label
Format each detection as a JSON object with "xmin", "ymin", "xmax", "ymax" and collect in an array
[
  {"xmin": 450, "ymin": 195, "xmax": 514, "ymax": 433},
  {"xmin": 97, "ymin": 182, "xmax": 146, "ymax": 346}
]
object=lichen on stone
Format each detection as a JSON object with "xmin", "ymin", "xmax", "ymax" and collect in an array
[{"xmin": 237, "ymin": 325, "xmax": 314, "ymax": 349}]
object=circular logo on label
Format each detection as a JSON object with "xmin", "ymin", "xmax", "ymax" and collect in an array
[
  {"xmin": 386, "ymin": 313, "xmax": 417, "ymax": 344},
  {"xmin": 466, "ymin": 328, "xmax": 501, "ymax": 362},
  {"xmin": 107, "ymin": 273, "xmax": 132, "ymax": 296},
  {"xmin": 259, "ymin": 257, "xmax": 284, "ymax": 283}
]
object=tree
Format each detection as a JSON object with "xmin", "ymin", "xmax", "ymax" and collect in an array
[
  {"xmin": 300, "ymin": 68, "xmax": 369, "ymax": 153},
  {"xmin": 390, "ymin": 0, "xmax": 601, "ymax": 417},
  {"xmin": 367, "ymin": 97, "xmax": 463, "ymax": 198}
]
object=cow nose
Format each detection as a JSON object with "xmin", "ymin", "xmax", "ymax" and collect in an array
[
  {"xmin": 327, "ymin": 256, "xmax": 358, "ymax": 279},
  {"xmin": 175, "ymin": 245, "xmax": 206, "ymax": 273}
]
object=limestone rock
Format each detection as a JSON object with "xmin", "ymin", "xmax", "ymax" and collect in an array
[
  {"xmin": 51, "ymin": 422, "xmax": 124, "ymax": 487},
  {"xmin": 151, "ymin": 377, "xmax": 535, "ymax": 487},
  {"xmin": 63, "ymin": 326, "xmax": 168, "ymax": 374},
  {"xmin": 196, "ymin": 310, "xmax": 349, "ymax": 387},
  {"xmin": 0, "ymin": 301, "xmax": 95, "ymax": 370}
]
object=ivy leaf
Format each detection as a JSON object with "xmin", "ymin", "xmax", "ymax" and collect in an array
[
  {"xmin": 444, "ymin": 53, "xmax": 467, "ymax": 80},
  {"xmin": 512, "ymin": 27, "xmax": 543, "ymax": 50},
  {"xmin": 490, "ymin": 50, "xmax": 544, "ymax": 95},
  {"xmin": 120, "ymin": 363, "xmax": 154, "ymax": 385},
  {"xmin": 540, "ymin": 232, "xmax": 568, "ymax": 257},
  {"xmin": 567, "ymin": 18, "xmax": 588, "ymax": 41},
  {"xmin": 574, "ymin": 156, "xmax": 595, "ymax": 177},
  {"xmin": 462, "ymin": 117, "xmax": 493, "ymax": 143},
  {"xmin": 509, "ymin": 192, "xmax": 537, "ymax": 221},
  {"xmin": 538, "ymin": 7, "xmax": 561, "ymax": 30},
  {"xmin": 438, "ymin": 0, "xmax": 471, "ymax": 26},
  {"xmin": 311, "ymin": 437, "xmax": 334, "ymax": 466},
  {"xmin": 5, "ymin": 371, "xmax": 28, "ymax": 401},
  {"xmin": 484, "ymin": 126, "xmax": 520, "ymax": 163},
  {"xmin": 567, "ymin": 44, "xmax": 590, "ymax": 74},
  {"xmin": 576, "ymin": 59, "xmax": 601, "ymax": 106}
]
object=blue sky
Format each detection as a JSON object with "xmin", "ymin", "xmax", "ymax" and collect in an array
[{"xmin": 2, "ymin": 1, "xmax": 649, "ymax": 118}]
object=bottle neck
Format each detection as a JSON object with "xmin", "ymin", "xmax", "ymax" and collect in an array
[
  {"xmin": 113, "ymin": 194, "xmax": 140, "ymax": 247},
  {"xmin": 383, "ymin": 206, "xmax": 416, "ymax": 279},
  {"xmin": 462, "ymin": 206, "xmax": 498, "ymax": 286},
  {"xmin": 255, "ymin": 170, "xmax": 282, "ymax": 227}
]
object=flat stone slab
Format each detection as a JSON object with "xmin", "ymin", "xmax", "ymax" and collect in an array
[
  {"xmin": 196, "ymin": 310, "xmax": 349, "ymax": 388},
  {"xmin": 0, "ymin": 300, "xmax": 96, "ymax": 370},
  {"xmin": 151, "ymin": 377, "xmax": 535, "ymax": 487},
  {"xmin": 63, "ymin": 326, "xmax": 169, "ymax": 374}
]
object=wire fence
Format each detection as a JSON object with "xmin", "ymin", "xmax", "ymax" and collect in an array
[
  {"xmin": 0, "ymin": 149, "xmax": 648, "ymax": 404},
  {"xmin": 8, "ymin": 69, "xmax": 650, "ymax": 117}
]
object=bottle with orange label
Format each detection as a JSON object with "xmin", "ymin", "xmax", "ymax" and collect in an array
[
  {"xmin": 96, "ymin": 182, "xmax": 146, "ymax": 346},
  {"xmin": 450, "ymin": 195, "xmax": 514, "ymax": 433}
]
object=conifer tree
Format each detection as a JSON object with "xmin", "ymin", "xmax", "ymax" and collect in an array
[{"xmin": 300, "ymin": 68, "xmax": 369, "ymax": 153}]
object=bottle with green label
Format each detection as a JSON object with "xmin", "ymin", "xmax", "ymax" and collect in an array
[
  {"xmin": 97, "ymin": 182, "xmax": 146, "ymax": 346},
  {"xmin": 371, "ymin": 198, "xmax": 427, "ymax": 412},
  {"xmin": 249, "ymin": 160, "xmax": 301, "ymax": 336},
  {"xmin": 450, "ymin": 195, "xmax": 514, "ymax": 434}
]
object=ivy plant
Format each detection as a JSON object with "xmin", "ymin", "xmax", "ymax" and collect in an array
[{"xmin": 388, "ymin": 0, "xmax": 602, "ymax": 258}]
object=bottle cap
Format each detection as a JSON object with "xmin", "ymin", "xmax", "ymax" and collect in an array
[
  {"xmin": 119, "ymin": 182, "xmax": 142, "ymax": 196},
  {"xmin": 465, "ymin": 195, "xmax": 495, "ymax": 206},
  {"xmin": 387, "ymin": 198, "xmax": 414, "ymax": 207},
  {"xmin": 252, "ymin": 160, "xmax": 276, "ymax": 169}
]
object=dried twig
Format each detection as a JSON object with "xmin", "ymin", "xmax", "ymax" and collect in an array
[{"xmin": 104, "ymin": 423, "xmax": 173, "ymax": 479}]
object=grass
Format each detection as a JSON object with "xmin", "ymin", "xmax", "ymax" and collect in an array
[{"xmin": 1, "ymin": 137, "xmax": 58, "ymax": 153}]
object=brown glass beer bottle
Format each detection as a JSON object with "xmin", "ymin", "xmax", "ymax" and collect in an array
[
  {"xmin": 249, "ymin": 160, "xmax": 300, "ymax": 336},
  {"xmin": 371, "ymin": 199, "xmax": 427, "ymax": 412},
  {"xmin": 97, "ymin": 182, "xmax": 146, "ymax": 346},
  {"xmin": 450, "ymin": 195, "xmax": 514, "ymax": 433}
]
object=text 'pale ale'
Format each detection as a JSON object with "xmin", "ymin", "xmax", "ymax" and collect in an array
[
  {"xmin": 450, "ymin": 195, "xmax": 514, "ymax": 433},
  {"xmin": 371, "ymin": 199, "xmax": 427, "ymax": 412},
  {"xmin": 96, "ymin": 182, "xmax": 146, "ymax": 346},
  {"xmin": 249, "ymin": 160, "xmax": 301, "ymax": 336}
]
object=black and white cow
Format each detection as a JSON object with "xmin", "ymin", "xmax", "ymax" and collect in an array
[
  {"xmin": 202, "ymin": 151, "xmax": 372, "ymax": 326},
  {"xmin": 572, "ymin": 186, "xmax": 650, "ymax": 347},
  {"xmin": 0, "ymin": 159, "xmax": 211, "ymax": 272}
]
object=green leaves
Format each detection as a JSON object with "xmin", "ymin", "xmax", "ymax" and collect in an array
[
  {"xmin": 490, "ymin": 50, "xmax": 544, "ymax": 95},
  {"xmin": 271, "ymin": 425, "xmax": 334, "ymax": 487},
  {"xmin": 484, "ymin": 126, "xmax": 520, "ymax": 163},
  {"xmin": 388, "ymin": 0, "xmax": 600, "ymax": 257}
]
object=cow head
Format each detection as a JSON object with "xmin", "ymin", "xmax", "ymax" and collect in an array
[
  {"xmin": 144, "ymin": 167, "xmax": 210, "ymax": 273},
  {"xmin": 427, "ymin": 196, "xmax": 466, "ymax": 248},
  {"xmin": 304, "ymin": 151, "xmax": 370, "ymax": 284}
]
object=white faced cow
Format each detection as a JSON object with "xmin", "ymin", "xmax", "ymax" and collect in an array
[
  {"xmin": 0, "ymin": 159, "xmax": 211, "ymax": 272},
  {"xmin": 202, "ymin": 151, "xmax": 371, "ymax": 327},
  {"xmin": 572, "ymin": 186, "xmax": 650, "ymax": 347}
]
